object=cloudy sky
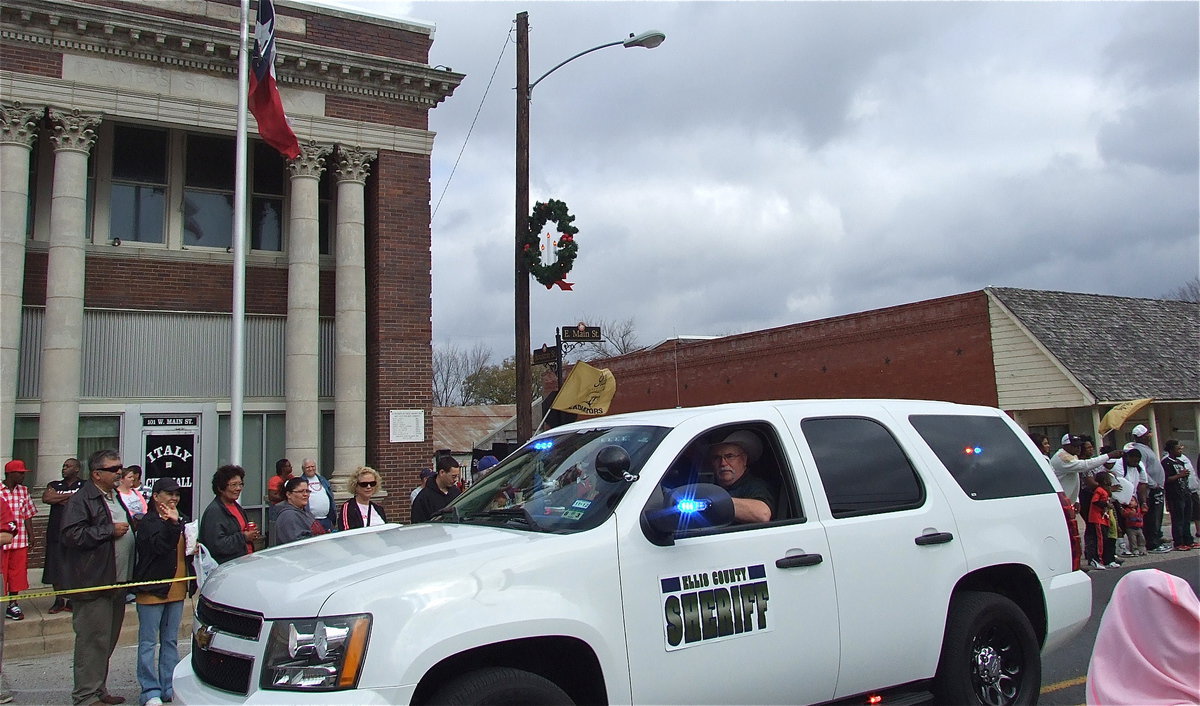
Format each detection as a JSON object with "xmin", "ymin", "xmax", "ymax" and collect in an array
[{"xmin": 310, "ymin": 0, "xmax": 1197, "ymax": 359}]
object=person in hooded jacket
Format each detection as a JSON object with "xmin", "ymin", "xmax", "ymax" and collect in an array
[
  {"xmin": 131, "ymin": 478, "xmax": 195, "ymax": 706},
  {"xmin": 269, "ymin": 477, "xmax": 326, "ymax": 547}
]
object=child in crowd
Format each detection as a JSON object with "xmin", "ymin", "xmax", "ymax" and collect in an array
[
  {"xmin": 1121, "ymin": 499, "xmax": 1146, "ymax": 556},
  {"xmin": 1087, "ymin": 472, "xmax": 1121, "ymax": 569}
]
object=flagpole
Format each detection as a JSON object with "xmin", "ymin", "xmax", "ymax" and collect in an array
[{"xmin": 230, "ymin": 0, "xmax": 251, "ymax": 466}]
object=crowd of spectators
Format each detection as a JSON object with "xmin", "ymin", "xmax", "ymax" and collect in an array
[{"xmin": 1042, "ymin": 424, "xmax": 1198, "ymax": 571}]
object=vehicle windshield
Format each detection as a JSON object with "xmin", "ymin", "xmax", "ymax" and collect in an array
[{"xmin": 433, "ymin": 425, "xmax": 670, "ymax": 533}]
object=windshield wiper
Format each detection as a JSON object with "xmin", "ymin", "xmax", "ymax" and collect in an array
[
  {"xmin": 430, "ymin": 505, "xmax": 460, "ymax": 523},
  {"xmin": 460, "ymin": 507, "xmax": 541, "ymax": 530}
]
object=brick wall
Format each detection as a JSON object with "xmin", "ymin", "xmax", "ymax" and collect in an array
[
  {"xmin": 22, "ymin": 251, "xmax": 336, "ymax": 317},
  {"xmin": 366, "ymin": 149, "xmax": 434, "ymax": 523},
  {"xmin": 0, "ymin": 43, "xmax": 62, "ymax": 78},
  {"xmin": 599, "ymin": 291, "xmax": 998, "ymax": 414},
  {"xmin": 326, "ymin": 95, "xmax": 427, "ymax": 132}
]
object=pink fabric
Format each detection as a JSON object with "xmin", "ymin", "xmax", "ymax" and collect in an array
[{"xmin": 1086, "ymin": 569, "xmax": 1200, "ymax": 705}]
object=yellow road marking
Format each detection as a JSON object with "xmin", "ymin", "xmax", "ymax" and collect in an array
[{"xmin": 1042, "ymin": 675, "xmax": 1087, "ymax": 693}]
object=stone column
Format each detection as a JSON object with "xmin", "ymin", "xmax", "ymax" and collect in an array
[
  {"xmin": 0, "ymin": 102, "xmax": 42, "ymax": 465},
  {"xmin": 37, "ymin": 109, "xmax": 101, "ymax": 478},
  {"xmin": 331, "ymin": 146, "xmax": 376, "ymax": 494},
  {"xmin": 284, "ymin": 141, "xmax": 331, "ymax": 465}
]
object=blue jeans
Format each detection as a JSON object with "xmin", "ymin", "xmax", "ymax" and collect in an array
[{"xmin": 136, "ymin": 600, "xmax": 184, "ymax": 705}]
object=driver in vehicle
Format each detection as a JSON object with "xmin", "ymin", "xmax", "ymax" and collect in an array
[{"xmin": 710, "ymin": 430, "xmax": 774, "ymax": 524}]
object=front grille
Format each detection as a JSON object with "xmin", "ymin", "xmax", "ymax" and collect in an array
[
  {"xmin": 192, "ymin": 638, "xmax": 254, "ymax": 695},
  {"xmin": 198, "ymin": 596, "xmax": 263, "ymax": 639}
]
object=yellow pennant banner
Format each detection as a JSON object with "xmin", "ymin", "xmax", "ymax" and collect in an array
[
  {"xmin": 1098, "ymin": 398, "xmax": 1153, "ymax": 436},
  {"xmin": 551, "ymin": 361, "xmax": 617, "ymax": 416}
]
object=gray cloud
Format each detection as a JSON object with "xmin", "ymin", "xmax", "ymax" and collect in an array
[{"xmin": 318, "ymin": 0, "xmax": 1198, "ymax": 359}]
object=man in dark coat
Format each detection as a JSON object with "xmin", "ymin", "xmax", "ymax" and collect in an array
[
  {"xmin": 61, "ymin": 449, "xmax": 134, "ymax": 706},
  {"xmin": 411, "ymin": 456, "xmax": 462, "ymax": 523}
]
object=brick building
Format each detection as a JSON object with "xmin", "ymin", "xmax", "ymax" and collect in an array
[
  {"xmin": 1, "ymin": 0, "xmax": 463, "ymax": 560},
  {"xmin": 592, "ymin": 287, "xmax": 1199, "ymax": 449}
]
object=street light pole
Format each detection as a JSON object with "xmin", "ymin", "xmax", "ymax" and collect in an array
[{"xmin": 514, "ymin": 12, "xmax": 665, "ymax": 443}]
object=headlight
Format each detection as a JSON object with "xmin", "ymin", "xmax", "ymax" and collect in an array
[{"xmin": 261, "ymin": 613, "xmax": 371, "ymax": 690}]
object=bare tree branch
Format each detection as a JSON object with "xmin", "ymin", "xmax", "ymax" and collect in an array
[
  {"xmin": 433, "ymin": 342, "xmax": 494, "ymax": 406},
  {"xmin": 1163, "ymin": 277, "xmax": 1200, "ymax": 303},
  {"xmin": 566, "ymin": 316, "xmax": 642, "ymax": 362}
]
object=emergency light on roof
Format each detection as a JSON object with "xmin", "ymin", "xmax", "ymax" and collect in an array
[
  {"xmin": 963, "ymin": 446, "xmax": 984, "ymax": 455},
  {"xmin": 531, "ymin": 440, "xmax": 554, "ymax": 451}
]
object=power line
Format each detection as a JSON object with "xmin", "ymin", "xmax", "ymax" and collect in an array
[{"xmin": 431, "ymin": 25, "xmax": 514, "ymax": 223}]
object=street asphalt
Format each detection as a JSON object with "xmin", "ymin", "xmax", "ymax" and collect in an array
[{"xmin": 3, "ymin": 523, "xmax": 1196, "ymax": 705}]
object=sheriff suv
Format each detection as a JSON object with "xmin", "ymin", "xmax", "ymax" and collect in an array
[{"xmin": 175, "ymin": 399, "xmax": 1090, "ymax": 706}]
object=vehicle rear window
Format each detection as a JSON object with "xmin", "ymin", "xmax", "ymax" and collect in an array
[
  {"xmin": 909, "ymin": 414, "xmax": 1054, "ymax": 500},
  {"xmin": 801, "ymin": 417, "xmax": 924, "ymax": 518}
]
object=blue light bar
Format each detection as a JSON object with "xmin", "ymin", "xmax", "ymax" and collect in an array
[
  {"xmin": 676, "ymin": 498, "xmax": 709, "ymax": 515},
  {"xmin": 531, "ymin": 440, "xmax": 554, "ymax": 451}
]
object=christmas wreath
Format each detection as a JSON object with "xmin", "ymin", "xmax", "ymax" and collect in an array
[{"xmin": 523, "ymin": 199, "xmax": 579, "ymax": 290}]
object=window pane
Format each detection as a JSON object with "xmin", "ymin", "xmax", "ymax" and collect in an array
[
  {"xmin": 112, "ymin": 125, "xmax": 168, "ymax": 183},
  {"xmin": 910, "ymin": 415, "xmax": 1054, "ymax": 501},
  {"xmin": 186, "ymin": 134, "xmax": 235, "ymax": 190},
  {"xmin": 318, "ymin": 198, "xmax": 331, "ymax": 255},
  {"xmin": 110, "ymin": 183, "xmax": 165, "ymax": 243},
  {"xmin": 253, "ymin": 141, "xmax": 286, "ymax": 195},
  {"xmin": 218, "ymin": 414, "xmax": 267, "ymax": 508},
  {"xmin": 12, "ymin": 417, "xmax": 39, "ymax": 477},
  {"xmin": 251, "ymin": 196, "xmax": 282, "ymax": 251},
  {"xmin": 183, "ymin": 190, "xmax": 234, "ymax": 248},
  {"xmin": 801, "ymin": 417, "xmax": 924, "ymax": 518},
  {"xmin": 78, "ymin": 416, "xmax": 121, "ymax": 468}
]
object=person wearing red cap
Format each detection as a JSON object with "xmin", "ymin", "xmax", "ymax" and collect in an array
[
  {"xmin": 0, "ymin": 460, "xmax": 37, "ymax": 621},
  {"xmin": 0, "ymin": 494, "xmax": 19, "ymax": 703}
]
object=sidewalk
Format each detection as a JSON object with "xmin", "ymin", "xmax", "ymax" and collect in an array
[{"xmin": 3, "ymin": 571, "xmax": 195, "ymax": 660}]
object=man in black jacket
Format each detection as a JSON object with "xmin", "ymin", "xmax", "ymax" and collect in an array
[{"xmin": 61, "ymin": 449, "xmax": 134, "ymax": 706}]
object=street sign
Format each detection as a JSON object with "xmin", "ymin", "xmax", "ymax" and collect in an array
[
  {"xmin": 561, "ymin": 325, "xmax": 601, "ymax": 342},
  {"xmin": 532, "ymin": 344, "xmax": 559, "ymax": 365}
]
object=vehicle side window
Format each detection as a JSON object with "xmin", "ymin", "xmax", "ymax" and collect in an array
[
  {"xmin": 909, "ymin": 414, "xmax": 1054, "ymax": 500},
  {"xmin": 801, "ymin": 417, "xmax": 924, "ymax": 518},
  {"xmin": 657, "ymin": 423, "xmax": 803, "ymax": 533}
]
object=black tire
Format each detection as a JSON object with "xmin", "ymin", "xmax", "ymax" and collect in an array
[
  {"xmin": 933, "ymin": 591, "xmax": 1041, "ymax": 706},
  {"xmin": 428, "ymin": 667, "xmax": 574, "ymax": 706}
]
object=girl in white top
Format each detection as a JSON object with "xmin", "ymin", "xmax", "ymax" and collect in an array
[{"xmin": 118, "ymin": 466, "xmax": 149, "ymax": 519}]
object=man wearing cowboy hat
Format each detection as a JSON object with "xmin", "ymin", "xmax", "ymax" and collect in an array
[{"xmin": 709, "ymin": 430, "xmax": 774, "ymax": 524}]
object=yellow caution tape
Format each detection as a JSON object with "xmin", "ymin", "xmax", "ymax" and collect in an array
[{"xmin": 0, "ymin": 575, "xmax": 194, "ymax": 602}]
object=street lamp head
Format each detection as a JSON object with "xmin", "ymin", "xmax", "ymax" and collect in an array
[{"xmin": 623, "ymin": 30, "xmax": 666, "ymax": 49}]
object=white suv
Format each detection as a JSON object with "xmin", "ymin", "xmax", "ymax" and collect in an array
[{"xmin": 175, "ymin": 399, "xmax": 1090, "ymax": 706}]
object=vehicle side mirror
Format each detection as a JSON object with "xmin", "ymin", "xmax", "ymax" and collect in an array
[
  {"xmin": 640, "ymin": 483, "xmax": 735, "ymax": 546},
  {"xmin": 594, "ymin": 445, "xmax": 632, "ymax": 483}
]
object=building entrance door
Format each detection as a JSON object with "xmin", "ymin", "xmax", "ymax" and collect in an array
[{"xmin": 142, "ymin": 414, "xmax": 200, "ymax": 519}]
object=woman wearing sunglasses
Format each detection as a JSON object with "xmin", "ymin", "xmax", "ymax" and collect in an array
[{"xmin": 338, "ymin": 466, "xmax": 389, "ymax": 530}]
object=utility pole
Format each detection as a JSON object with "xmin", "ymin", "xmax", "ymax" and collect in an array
[{"xmin": 514, "ymin": 11, "xmax": 533, "ymax": 442}]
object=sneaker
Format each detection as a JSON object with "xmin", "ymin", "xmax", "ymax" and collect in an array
[
  {"xmin": 145, "ymin": 698, "xmax": 164, "ymax": 706},
  {"xmin": 1106, "ymin": 561, "xmax": 1122, "ymax": 568},
  {"xmin": 1150, "ymin": 545, "xmax": 1174, "ymax": 554},
  {"xmin": 1088, "ymin": 559, "xmax": 1107, "ymax": 570},
  {"xmin": 5, "ymin": 603, "xmax": 23, "ymax": 620},
  {"xmin": 0, "ymin": 691, "xmax": 12, "ymax": 704},
  {"xmin": 1137, "ymin": 550, "xmax": 1148, "ymax": 556},
  {"xmin": 1175, "ymin": 544, "xmax": 1193, "ymax": 551},
  {"xmin": 1118, "ymin": 551, "xmax": 1136, "ymax": 557}
]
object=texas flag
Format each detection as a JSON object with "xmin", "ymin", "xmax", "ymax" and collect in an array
[{"xmin": 249, "ymin": 0, "xmax": 301, "ymax": 159}]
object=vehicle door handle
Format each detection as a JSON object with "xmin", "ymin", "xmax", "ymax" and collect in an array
[
  {"xmin": 776, "ymin": 553, "xmax": 823, "ymax": 568},
  {"xmin": 914, "ymin": 532, "xmax": 954, "ymax": 546}
]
